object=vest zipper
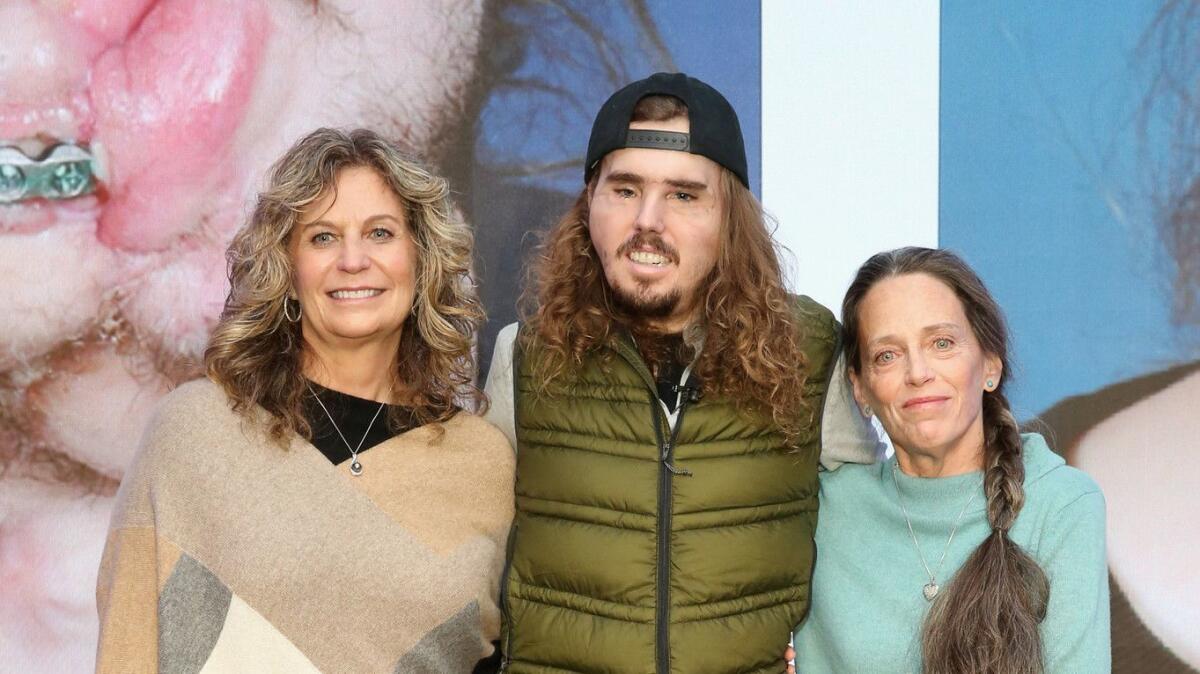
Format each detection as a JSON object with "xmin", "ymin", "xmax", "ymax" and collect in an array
[{"xmin": 654, "ymin": 396, "xmax": 692, "ymax": 674}]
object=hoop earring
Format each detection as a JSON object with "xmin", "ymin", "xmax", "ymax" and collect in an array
[
  {"xmin": 284, "ymin": 297, "xmax": 301, "ymax": 323},
  {"xmin": 861, "ymin": 405, "xmax": 873, "ymax": 418}
]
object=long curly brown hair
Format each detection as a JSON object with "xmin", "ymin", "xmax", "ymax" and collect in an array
[
  {"xmin": 521, "ymin": 96, "xmax": 811, "ymax": 441},
  {"xmin": 204, "ymin": 128, "xmax": 485, "ymax": 443}
]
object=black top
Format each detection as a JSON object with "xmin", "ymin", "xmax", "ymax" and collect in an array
[
  {"xmin": 655, "ymin": 345, "xmax": 689, "ymax": 413},
  {"xmin": 642, "ymin": 333, "xmax": 698, "ymax": 413},
  {"xmin": 301, "ymin": 381, "xmax": 418, "ymax": 464}
]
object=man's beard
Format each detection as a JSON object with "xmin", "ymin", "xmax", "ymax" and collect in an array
[
  {"xmin": 609, "ymin": 231, "xmax": 683, "ymax": 320},
  {"xmin": 611, "ymin": 281, "xmax": 682, "ymax": 320}
]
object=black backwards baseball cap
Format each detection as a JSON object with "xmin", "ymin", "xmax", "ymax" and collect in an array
[{"xmin": 584, "ymin": 72, "xmax": 749, "ymax": 187}]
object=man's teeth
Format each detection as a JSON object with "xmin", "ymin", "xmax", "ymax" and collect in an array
[
  {"xmin": 629, "ymin": 250, "xmax": 669, "ymax": 266},
  {"xmin": 330, "ymin": 289, "xmax": 383, "ymax": 299}
]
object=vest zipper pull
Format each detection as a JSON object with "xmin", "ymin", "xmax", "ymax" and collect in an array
[
  {"xmin": 661, "ymin": 441, "xmax": 693, "ymax": 476},
  {"xmin": 664, "ymin": 460, "xmax": 693, "ymax": 476}
]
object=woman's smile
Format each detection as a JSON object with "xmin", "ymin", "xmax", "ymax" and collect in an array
[
  {"xmin": 328, "ymin": 287, "xmax": 386, "ymax": 301},
  {"xmin": 902, "ymin": 395, "xmax": 950, "ymax": 410}
]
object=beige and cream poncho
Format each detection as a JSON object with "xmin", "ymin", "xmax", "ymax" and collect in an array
[{"xmin": 96, "ymin": 378, "xmax": 514, "ymax": 673}]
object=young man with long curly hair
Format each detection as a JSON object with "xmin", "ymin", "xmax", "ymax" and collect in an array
[{"xmin": 484, "ymin": 72, "xmax": 879, "ymax": 673}]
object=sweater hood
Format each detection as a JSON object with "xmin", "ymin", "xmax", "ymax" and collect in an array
[{"xmin": 1021, "ymin": 432, "xmax": 1066, "ymax": 485}]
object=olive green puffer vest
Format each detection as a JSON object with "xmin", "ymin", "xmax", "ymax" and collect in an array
[{"xmin": 500, "ymin": 297, "xmax": 839, "ymax": 674}]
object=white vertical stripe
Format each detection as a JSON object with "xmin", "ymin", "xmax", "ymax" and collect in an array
[{"xmin": 761, "ymin": 0, "xmax": 940, "ymax": 317}]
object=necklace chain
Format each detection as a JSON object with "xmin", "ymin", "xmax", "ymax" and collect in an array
[
  {"xmin": 305, "ymin": 381, "xmax": 386, "ymax": 476},
  {"xmin": 891, "ymin": 461, "xmax": 982, "ymax": 601}
]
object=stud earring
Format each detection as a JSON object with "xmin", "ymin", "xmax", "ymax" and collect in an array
[
  {"xmin": 862, "ymin": 405, "xmax": 872, "ymax": 418},
  {"xmin": 985, "ymin": 379, "xmax": 995, "ymax": 390}
]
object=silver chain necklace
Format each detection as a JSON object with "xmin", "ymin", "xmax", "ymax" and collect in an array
[
  {"xmin": 891, "ymin": 461, "xmax": 982, "ymax": 601},
  {"xmin": 305, "ymin": 381, "xmax": 386, "ymax": 476}
]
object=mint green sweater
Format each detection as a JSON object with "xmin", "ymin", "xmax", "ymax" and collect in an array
[{"xmin": 794, "ymin": 433, "xmax": 1109, "ymax": 673}]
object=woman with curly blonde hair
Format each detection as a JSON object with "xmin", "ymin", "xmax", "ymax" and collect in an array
[{"xmin": 96, "ymin": 128, "xmax": 514, "ymax": 673}]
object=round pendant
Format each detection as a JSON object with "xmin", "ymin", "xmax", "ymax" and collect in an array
[
  {"xmin": 922, "ymin": 582, "xmax": 939, "ymax": 601},
  {"xmin": 350, "ymin": 460, "xmax": 363, "ymax": 476}
]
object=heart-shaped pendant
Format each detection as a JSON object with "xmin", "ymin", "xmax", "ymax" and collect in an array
[{"xmin": 922, "ymin": 582, "xmax": 939, "ymax": 601}]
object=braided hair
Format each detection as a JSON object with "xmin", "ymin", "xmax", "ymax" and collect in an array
[{"xmin": 841, "ymin": 247, "xmax": 1050, "ymax": 674}]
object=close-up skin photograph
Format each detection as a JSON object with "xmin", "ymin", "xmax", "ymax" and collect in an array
[{"xmin": 0, "ymin": 1, "xmax": 1195, "ymax": 673}]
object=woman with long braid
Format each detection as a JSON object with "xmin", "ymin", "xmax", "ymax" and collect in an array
[{"xmin": 791, "ymin": 247, "xmax": 1109, "ymax": 673}]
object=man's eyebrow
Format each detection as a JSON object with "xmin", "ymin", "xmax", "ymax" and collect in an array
[
  {"xmin": 605, "ymin": 171, "xmax": 644, "ymax": 186},
  {"xmin": 605, "ymin": 172, "xmax": 709, "ymax": 193},
  {"xmin": 665, "ymin": 179, "xmax": 708, "ymax": 192}
]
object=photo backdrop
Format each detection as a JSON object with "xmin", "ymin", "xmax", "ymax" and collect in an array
[{"xmin": 1, "ymin": 1, "xmax": 1195, "ymax": 672}]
